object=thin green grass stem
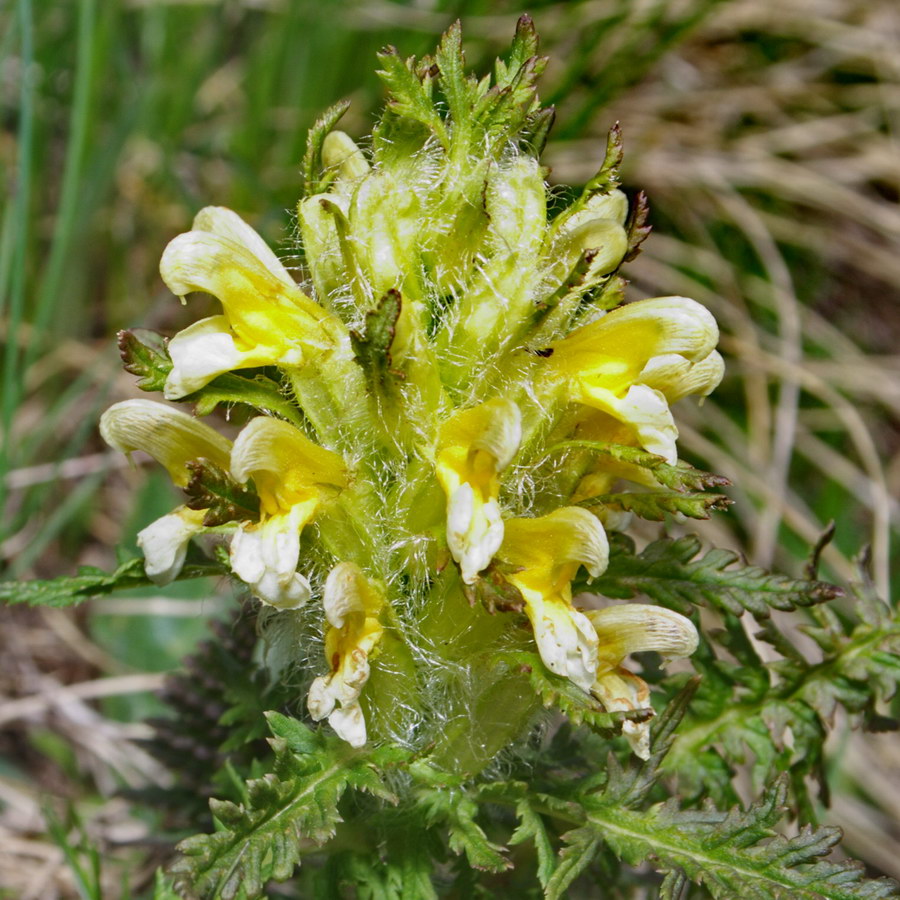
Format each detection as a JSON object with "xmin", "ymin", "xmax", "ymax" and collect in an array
[
  {"xmin": 30, "ymin": 0, "xmax": 98, "ymax": 358},
  {"xmin": 1, "ymin": 0, "xmax": 35, "ymax": 536}
]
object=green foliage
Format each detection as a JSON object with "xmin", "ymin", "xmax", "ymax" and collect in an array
[
  {"xmin": 0, "ymin": 555, "xmax": 225, "ymax": 608},
  {"xmin": 373, "ymin": 14, "xmax": 547, "ymax": 163},
  {"xmin": 588, "ymin": 532, "xmax": 841, "ymax": 618},
  {"xmin": 550, "ymin": 439, "xmax": 731, "ymax": 492},
  {"xmin": 666, "ymin": 566, "xmax": 900, "ymax": 817},
  {"xmin": 186, "ymin": 372, "xmax": 305, "ymax": 427},
  {"xmin": 170, "ymin": 713, "xmax": 409, "ymax": 900},
  {"xmin": 118, "ymin": 329, "xmax": 172, "ymax": 392},
  {"xmin": 585, "ymin": 489, "xmax": 731, "ymax": 521},
  {"xmin": 300, "ymin": 99, "xmax": 351, "ymax": 197},
  {"xmin": 573, "ymin": 779, "xmax": 899, "ymax": 900}
]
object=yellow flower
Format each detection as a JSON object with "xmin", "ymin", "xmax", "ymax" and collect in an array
[
  {"xmin": 307, "ymin": 562, "xmax": 384, "ymax": 748},
  {"xmin": 498, "ymin": 508, "xmax": 609, "ymax": 691},
  {"xmin": 99, "ymin": 399, "xmax": 233, "ymax": 583},
  {"xmin": 435, "ymin": 399, "xmax": 522, "ymax": 584},
  {"xmin": 160, "ymin": 206, "xmax": 343, "ymax": 399},
  {"xmin": 550, "ymin": 296, "xmax": 723, "ymax": 463},
  {"xmin": 229, "ymin": 417, "xmax": 346, "ymax": 608},
  {"xmin": 587, "ymin": 604, "xmax": 698, "ymax": 758}
]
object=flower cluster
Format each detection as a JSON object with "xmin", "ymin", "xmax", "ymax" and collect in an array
[{"xmin": 101, "ymin": 19, "xmax": 721, "ymax": 763}]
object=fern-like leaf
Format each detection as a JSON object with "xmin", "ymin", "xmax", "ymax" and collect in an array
[
  {"xmin": 170, "ymin": 713, "xmax": 408, "ymax": 900},
  {"xmin": 0, "ymin": 555, "xmax": 225, "ymax": 608},
  {"xmin": 588, "ymin": 533, "xmax": 841, "ymax": 618}
]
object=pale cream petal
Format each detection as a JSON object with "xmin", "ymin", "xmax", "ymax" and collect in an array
[
  {"xmin": 579, "ymin": 383, "xmax": 677, "ymax": 464},
  {"xmin": 446, "ymin": 486, "xmax": 504, "ymax": 585},
  {"xmin": 307, "ymin": 562, "xmax": 383, "ymax": 748},
  {"xmin": 191, "ymin": 206, "xmax": 296, "ymax": 290},
  {"xmin": 322, "ymin": 561, "xmax": 382, "ymax": 628},
  {"xmin": 587, "ymin": 604, "xmax": 699, "ymax": 672},
  {"xmin": 229, "ymin": 508, "xmax": 312, "ymax": 609},
  {"xmin": 327, "ymin": 703, "xmax": 367, "ymax": 749},
  {"xmin": 591, "ymin": 668, "xmax": 653, "ymax": 759},
  {"xmin": 164, "ymin": 316, "xmax": 270, "ymax": 399},
  {"xmin": 137, "ymin": 507, "xmax": 207, "ymax": 584},
  {"xmin": 641, "ymin": 350, "xmax": 725, "ymax": 403},
  {"xmin": 100, "ymin": 398, "xmax": 232, "ymax": 485},
  {"xmin": 526, "ymin": 597, "xmax": 599, "ymax": 692}
]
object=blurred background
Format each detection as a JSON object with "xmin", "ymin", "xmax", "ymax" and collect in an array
[{"xmin": 1, "ymin": 0, "xmax": 898, "ymax": 895}]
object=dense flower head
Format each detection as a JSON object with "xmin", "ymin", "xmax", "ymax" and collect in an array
[{"xmin": 102, "ymin": 18, "xmax": 723, "ymax": 764}]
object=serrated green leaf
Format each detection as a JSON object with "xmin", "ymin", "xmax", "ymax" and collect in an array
[
  {"xmin": 584, "ymin": 489, "xmax": 731, "ymax": 521},
  {"xmin": 375, "ymin": 47, "xmax": 447, "ymax": 148},
  {"xmin": 582, "ymin": 776, "xmax": 900, "ymax": 900},
  {"xmin": 118, "ymin": 328, "xmax": 172, "ymax": 391},
  {"xmin": 493, "ymin": 649, "xmax": 652, "ymax": 736},
  {"xmin": 509, "ymin": 798, "xmax": 557, "ymax": 888},
  {"xmin": 301, "ymin": 98, "xmax": 351, "ymax": 196},
  {"xmin": 0, "ymin": 556, "xmax": 225, "ymax": 608},
  {"xmin": 588, "ymin": 533, "xmax": 841, "ymax": 618},
  {"xmin": 170, "ymin": 717, "xmax": 410, "ymax": 899},
  {"xmin": 549, "ymin": 440, "xmax": 729, "ymax": 492},
  {"xmin": 417, "ymin": 789, "xmax": 510, "ymax": 873},
  {"xmin": 545, "ymin": 826, "xmax": 600, "ymax": 900}
]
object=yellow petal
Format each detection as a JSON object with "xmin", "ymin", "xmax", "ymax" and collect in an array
[
  {"xmin": 159, "ymin": 209, "xmax": 339, "ymax": 387},
  {"xmin": 99, "ymin": 399, "xmax": 232, "ymax": 487},
  {"xmin": 500, "ymin": 507, "xmax": 609, "ymax": 581},
  {"xmin": 436, "ymin": 399, "xmax": 522, "ymax": 583},
  {"xmin": 499, "ymin": 508, "xmax": 609, "ymax": 691},
  {"xmin": 230, "ymin": 416, "xmax": 346, "ymax": 516},
  {"xmin": 551, "ymin": 297, "xmax": 720, "ymax": 462}
]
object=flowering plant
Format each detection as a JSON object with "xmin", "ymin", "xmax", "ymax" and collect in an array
[{"xmin": 6, "ymin": 17, "xmax": 899, "ymax": 900}]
